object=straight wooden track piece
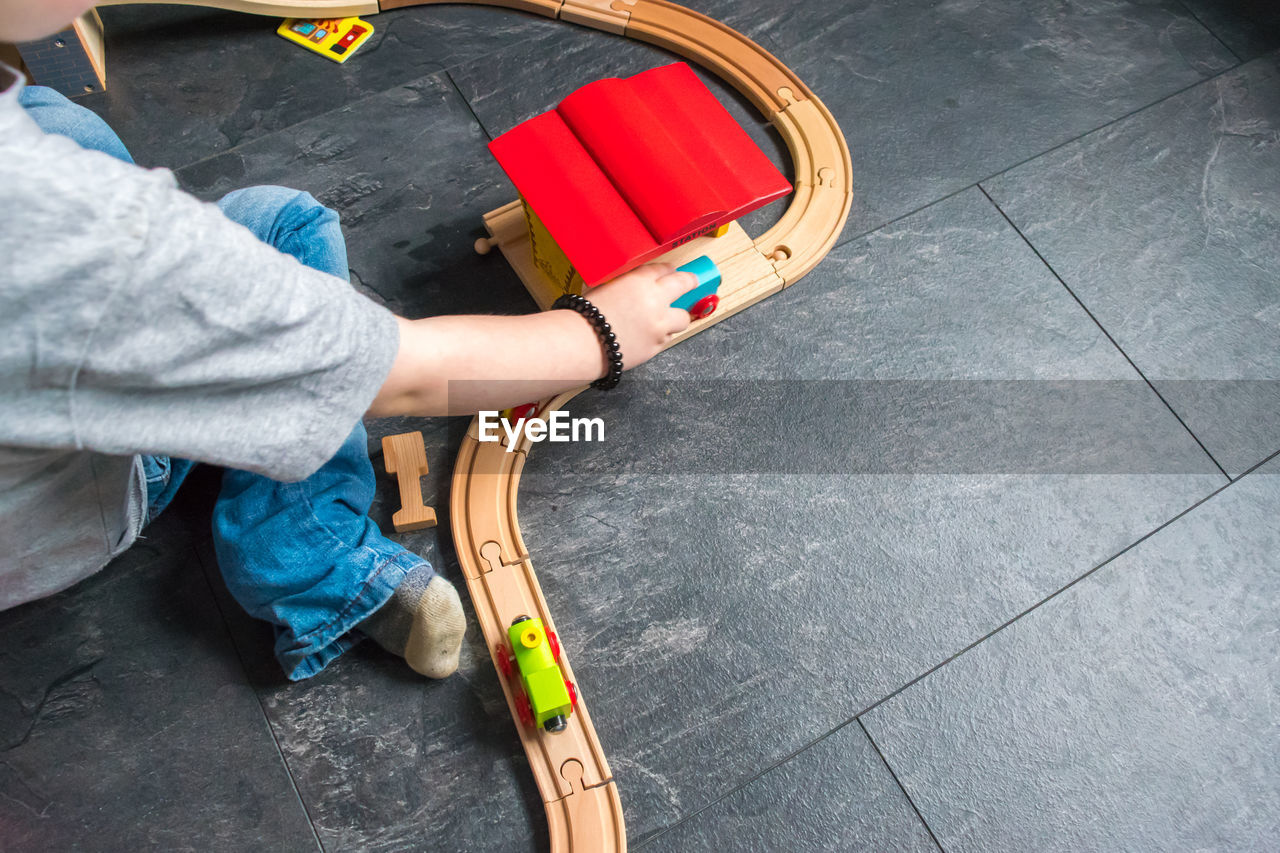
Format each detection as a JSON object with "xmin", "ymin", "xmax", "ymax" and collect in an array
[{"xmin": 381, "ymin": 431, "xmax": 437, "ymax": 532}]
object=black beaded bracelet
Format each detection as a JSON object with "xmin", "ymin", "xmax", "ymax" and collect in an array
[{"xmin": 552, "ymin": 293, "xmax": 623, "ymax": 390}]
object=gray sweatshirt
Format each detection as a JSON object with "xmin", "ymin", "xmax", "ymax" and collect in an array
[{"xmin": 0, "ymin": 66, "xmax": 400, "ymax": 609}]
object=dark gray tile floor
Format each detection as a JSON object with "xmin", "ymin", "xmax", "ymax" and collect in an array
[
  {"xmin": 751, "ymin": 0, "xmax": 1238, "ymax": 240},
  {"xmin": 984, "ymin": 53, "xmax": 1280, "ymax": 478},
  {"xmin": 87, "ymin": 4, "xmax": 554, "ymax": 169},
  {"xmin": 4, "ymin": 1, "xmax": 1279, "ymax": 850},
  {"xmin": 862, "ymin": 459, "xmax": 1280, "ymax": 851},
  {"xmin": 0, "ymin": 473, "xmax": 317, "ymax": 850},
  {"xmin": 642, "ymin": 720, "xmax": 938, "ymax": 852},
  {"xmin": 1179, "ymin": 0, "xmax": 1280, "ymax": 61}
]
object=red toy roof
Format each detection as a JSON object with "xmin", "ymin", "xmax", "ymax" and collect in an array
[{"xmin": 488, "ymin": 62, "xmax": 792, "ymax": 286}]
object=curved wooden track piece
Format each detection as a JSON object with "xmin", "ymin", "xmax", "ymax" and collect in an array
[
  {"xmin": 451, "ymin": 390, "xmax": 626, "ymax": 851},
  {"xmin": 101, "ymin": 1, "xmax": 850, "ymax": 849},
  {"xmin": 449, "ymin": 4, "xmax": 852, "ymax": 852}
]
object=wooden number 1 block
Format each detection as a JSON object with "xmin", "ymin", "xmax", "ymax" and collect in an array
[{"xmin": 382, "ymin": 431, "xmax": 437, "ymax": 532}]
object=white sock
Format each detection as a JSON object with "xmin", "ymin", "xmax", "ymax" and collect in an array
[{"xmin": 362, "ymin": 569, "xmax": 466, "ymax": 678}]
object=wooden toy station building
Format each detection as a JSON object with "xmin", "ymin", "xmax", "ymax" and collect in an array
[{"xmin": 482, "ymin": 62, "xmax": 791, "ymax": 315}]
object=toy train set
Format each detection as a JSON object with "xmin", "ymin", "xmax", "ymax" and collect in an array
[
  {"xmin": 458, "ymin": 0, "xmax": 852, "ymax": 835},
  {"xmin": 89, "ymin": 1, "xmax": 853, "ymax": 850}
]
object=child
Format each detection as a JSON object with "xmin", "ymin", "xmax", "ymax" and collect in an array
[{"xmin": 0, "ymin": 2, "xmax": 694, "ymax": 680}]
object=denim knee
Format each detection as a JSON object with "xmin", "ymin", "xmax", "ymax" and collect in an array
[
  {"xmin": 211, "ymin": 421, "xmax": 423, "ymax": 680},
  {"xmin": 18, "ymin": 86, "xmax": 134, "ymax": 164},
  {"xmin": 216, "ymin": 186, "xmax": 348, "ymax": 279}
]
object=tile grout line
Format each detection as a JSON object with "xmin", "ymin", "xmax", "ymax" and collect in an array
[
  {"xmin": 1169, "ymin": 0, "xmax": 1245, "ymax": 64},
  {"xmin": 824, "ymin": 58, "xmax": 1245, "ymax": 255},
  {"xmin": 967, "ymin": 60, "xmax": 1244, "ymax": 190},
  {"xmin": 859, "ymin": 718, "xmax": 947, "ymax": 852},
  {"xmin": 629, "ymin": 718, "xmax": 860, "ymax": 851},
  {"xmin": 442, "ymin": 67, "xmax": 496, "ymax": 143},
  {"xmin": 638, "ymin": 60, "xmax": 1263, "ymax": 847},
  {"xmin": 851, "ymin": 444, "xmax": 1280, "ymax": 720},
  {"xmin": 974, "ymin": 183, "xmax": 1232, "ymax": 481},
  {"xmin": 166, "ymin": 16, "xmax": 1246, "ymax": 256},
  {"xmin": 166, "ymin": 12, "xmax": 551, "ymax": 176},
  {"xmin": 637, "ymin": 444, "xmax": 1280, "ymax": 849},
  {"xmin": 193, "ymin": 546, "xmax": 327, "ymax": 853},
  {"xmin": 165, "ymin": 8, "xmax": 1245, "ymax": 193}
]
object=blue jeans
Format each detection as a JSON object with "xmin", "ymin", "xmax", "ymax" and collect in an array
[{"xmin": 22, "ymin": 87, "xmax": 430, "ymax": 680}]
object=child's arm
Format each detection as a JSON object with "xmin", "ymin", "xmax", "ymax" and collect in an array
[
  {"xmin": 369, "ymin": 263, "xmax": 696, "ymax": 417},
  {"xmin": 2, "ymin": 94, "xmax": 693, "ymax": 481}
]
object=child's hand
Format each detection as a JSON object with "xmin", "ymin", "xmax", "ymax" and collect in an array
[
  {"xmin": 584, "ymin": 263, "xmax": 696, "ymax": 371},
  {"xmin": 370, "ymin": 263, "xmax": 699, "ymax": 417}
]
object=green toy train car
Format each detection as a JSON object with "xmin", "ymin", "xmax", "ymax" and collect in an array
[{"xmin": 497, "ymin": 615, "xmax": 577, "ymax": 733}]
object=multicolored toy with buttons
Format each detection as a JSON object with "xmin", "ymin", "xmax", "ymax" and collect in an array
[{"xmin": 276, "ymin": 16, "xmax": 374, "ymax": 63}]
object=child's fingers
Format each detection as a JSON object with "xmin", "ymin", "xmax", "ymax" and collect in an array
[
  {"xmin": 657, "ymin": 269, "xmax": 700, "ymax": 301},
  {"xmin": 636, "ymin": 262, "xmax": 678, "ymax": 280},
  {"xmin": 663, "ymin": 306, "xmax": 693, "ymax": 336}
]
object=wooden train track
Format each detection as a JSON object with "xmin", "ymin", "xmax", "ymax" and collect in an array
[
  {"xmin": 99, "ymin": 1, "xmax": 851, "ymax": 848},
  {"xmin": 457, "ymin": 4, "xmax": 850, "ymax": 848}
]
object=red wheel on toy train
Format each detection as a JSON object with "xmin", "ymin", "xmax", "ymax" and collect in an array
[
  {"xmin": 496, "ymin": 642, "xmax": 514, "ymax": 679},
  {"xmin": 515, "ymin": 689, "xmax": 534, "ymax": 728},
  {"xmin": 565, "ymin": 679, "xmax": 577, "ymax": 709},
  {"xmin": 689, "ymin": 295, "xmax": 719, "ymax": 320},
  {"xmin": 548, "ymin": 630, "xmax": 561, "ymax": 661},
  {"xmin": 508, "ymin": 403, "xmax": 539, "ymax": 423}
]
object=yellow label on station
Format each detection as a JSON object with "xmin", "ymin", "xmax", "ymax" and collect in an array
[
  {"xmin": 522, "ymin": 200, "xmax": 588, "ymax": 296},
  {"xmin": 277, "ymin": 17, "xmax": 374, "ymax": 64}
]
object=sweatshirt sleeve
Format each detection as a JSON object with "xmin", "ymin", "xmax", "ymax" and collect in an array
[{"xmin": 0, "ymin": 98, "xmax": 400, "ymax": 482}]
